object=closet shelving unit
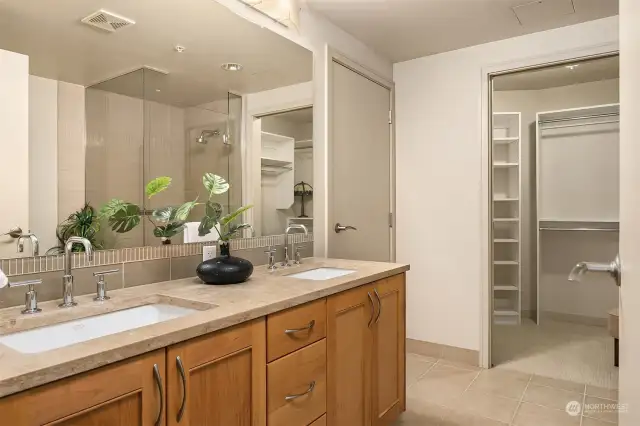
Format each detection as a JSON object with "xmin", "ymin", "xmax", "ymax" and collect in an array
[
  {"xmin": 260, "ymin": 131, "xmax": 295, "ymax": 208},
  {"xmin": 492, "ymin": 112, "xmax": 522, "ymax": 325},
  {"xmin": 536, "ymin": 104, "xmax": 620, "ymax": 324}
]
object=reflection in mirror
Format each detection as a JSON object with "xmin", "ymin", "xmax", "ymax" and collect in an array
[
  {"xmin": 257, "ymin": 108, "xmax": 314, "ymax": 237},
  {"xmin": 0, "ymin": 0, "xmax": 312, "ymax": 258}
]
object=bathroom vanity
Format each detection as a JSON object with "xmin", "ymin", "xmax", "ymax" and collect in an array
[{"xmin": 0, "ymin": 258, "xmax": 408, "ymax": 426}]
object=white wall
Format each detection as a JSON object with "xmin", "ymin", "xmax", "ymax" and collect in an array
[
  {"xmin": 493, "ymin": 79, "xmax": 620, "ymax": 319},
  {"xmin": 394, "ymin": 17, "xmax": 619, "ymax": 351},
  {"xmin": 29, "ymin": 76, "xmax": 59, "ymax": 253},
  {"xmin": 0, "ymin": 49, "xmax": 29, "ymax": 258},
  {"xmin": 216, "ymin": 0, "xmax": 392, "ymax": 256}
]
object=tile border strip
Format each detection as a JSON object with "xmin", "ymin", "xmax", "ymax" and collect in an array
[{"xmin": 0, "ymin": 234, "xmax": 314, "ymax": 277}]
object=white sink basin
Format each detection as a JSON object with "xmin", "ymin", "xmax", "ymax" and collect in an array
[
  {"xmin": 0, "ymin": 304, "xmax": 199, "ymax": 354},
  {"xmin": 287, "ymin": 267, "xmax": 356, "ymax": 281}
]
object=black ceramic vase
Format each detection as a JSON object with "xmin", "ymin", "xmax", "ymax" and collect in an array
[{"xmin": 196, "ymin": 242, "xmax": 253, "ymax": 285}]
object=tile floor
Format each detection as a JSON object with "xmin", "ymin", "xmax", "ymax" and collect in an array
[{"xmin": 397, "ymin": 353, "xmax": 619, "ymax": 426}]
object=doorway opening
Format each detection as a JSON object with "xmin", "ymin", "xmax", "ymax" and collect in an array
[{"xmin": 488, "ymin": 54, "xmax": 620, "ymax": 391}]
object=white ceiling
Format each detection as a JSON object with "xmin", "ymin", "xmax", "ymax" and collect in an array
[
  {"xmin": 271, "ymin": 107, "xmax": 314, "ymax": 124},
  {"xmin": 0, "ymin": 0, "xmax": 313, "ymax": 107},
  {"xmin": 494, "ymin": 55, "xmax": 619, "ymax": 90},
  {"xmin": 304, "ymin": 0, "xmax": 618, "ymax": 63}
]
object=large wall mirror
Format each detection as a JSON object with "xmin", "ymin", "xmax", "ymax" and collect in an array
[{"xmin": 0, "ymin": 0, "xmax": 312, "ymax": 258}]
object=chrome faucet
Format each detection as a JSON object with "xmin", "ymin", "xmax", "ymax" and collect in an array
[
  {"xmin": 283, "ymin": 224, "xmax": 308, "ymax": 267},
  {"xmin": 60, "ymin": 237, "xmax": 93, "ymax": 308},
  {"xmin": 17, "ymin": 233, "xmax": 39, "ymax": 256}
]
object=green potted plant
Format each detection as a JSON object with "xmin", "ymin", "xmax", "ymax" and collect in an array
[
  {"xmin": 99, "ymin": 176, "xmax": 198, "ymax": 245},
  {"xmin": 47, "ymin": 203, "xmax": 103, "ymax": 254}
]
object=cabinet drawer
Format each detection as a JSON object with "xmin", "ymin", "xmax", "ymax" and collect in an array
[
  {"xmin": 309, "ymin": 414, "xmax": 326, "ymax": 426},
  {"xmin": 267, "ymin": 339, "xmax": 327, "ymax": 426},
  {"xmin": 267, "ymin": 298, "xmax": 326, "ymax": 362}
]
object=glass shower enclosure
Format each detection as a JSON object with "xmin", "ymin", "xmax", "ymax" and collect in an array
[{"xmin": 85, "ymin": 67, "xmax": 242, "ymax": 248}]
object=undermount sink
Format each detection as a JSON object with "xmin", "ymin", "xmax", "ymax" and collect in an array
[
  {"xmin": 0, "ymin": 304, "xmax": 200, "ymax": 354},
  {"xmin": 286, "ymin": 267, "xmax": 356, "ymax": 281}
]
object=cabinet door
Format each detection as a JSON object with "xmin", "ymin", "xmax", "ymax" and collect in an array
[
  {"xmin": 166, "ymin": 318, "xmax": 266, "ymax": 426},
  {"xmin": 372, "ymin": 274, "xmax": 406, "ymax": 426},
  {"xmin": 327, "ymin": 284, "xmax": 374, "ymax": 426},
  {"xmin": 0, "ymin": 349, "xmax": 165, "ymax": 426}
]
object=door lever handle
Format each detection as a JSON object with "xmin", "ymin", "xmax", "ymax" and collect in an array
[
  {"xmin": 335, "ymin": 223, "xmax": 357, "ymax": 233},
  {"xmin": 568, "ymin": 254, "xmax": 621, "ymax": 287}
]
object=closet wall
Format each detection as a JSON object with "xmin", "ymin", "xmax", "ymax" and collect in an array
[{"xmin": 493, "ymin": 78, "xmax": 619, "ymax": 320}]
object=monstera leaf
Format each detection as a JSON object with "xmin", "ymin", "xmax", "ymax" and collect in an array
[
  {"xmin": 197, "ymin": 201, "xmax": 223, "ymax": 237},
  {"xmin": 99, "ymin": 199, "xmax": 141, "ymax": 233},
  {"xmin": 203, "ymin": 174, "xmax": 229, "ymax": 197},
  {"xmin": 223, "ymin": 223, "xmax": 253, "ymax": 240},
  {"xmin": 220, "ymin": 205, "xmax": 253, "ymax": 226},
  {"xmin": 175, "ymin": 199, "xmax": 199, "ymax": 221},
  {"xmin": 153, "ymin": 222, "xmax": 186, "ymax": 238},
  {"xmin": 151, "ymin": 206, "xmax": 178, "ymax": 223},
  {"xmin": 145, "ymin": 176, "xmax": 172, "ymax": 199}
]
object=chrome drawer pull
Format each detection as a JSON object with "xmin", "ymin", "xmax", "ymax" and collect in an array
[
  {"xmin": 285, "ymin": 320, "xmax": 315, "ymax": 335},
  {"xmin": 285, "ymin": 381, "xmax": 316, "ymax": 401}
]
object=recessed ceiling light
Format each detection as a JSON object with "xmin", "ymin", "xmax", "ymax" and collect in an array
[
  {"xmin": 221, "ymin": 63, "xmax": 243, "ymax": 72},
  {"xmin": 155, "ymin": 89, "xmax": 161, "ymax": 92},
  {"xmin": 565, "ymin": 64, "xmax": 580, "ymax": 70}
]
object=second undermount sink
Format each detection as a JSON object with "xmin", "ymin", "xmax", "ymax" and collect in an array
[
  {"xmin": 286, "ymin": 267, "xmax": 356, "ymax": 281},
  {"xmin": 0, "ymin": 303, "xmax": 200, "ymax": 354}
]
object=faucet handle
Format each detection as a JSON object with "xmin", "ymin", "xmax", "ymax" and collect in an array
[
  {"xmin": 8, "ymin": 279, "xmax": 43, "ymax": 314},
  {"xmin": 264, "ymin": 247, "xmax": 277, "ymax": 271},
  {"xmin": 93, "ymin": 269, "xmax": 119, "ymax": 302}
]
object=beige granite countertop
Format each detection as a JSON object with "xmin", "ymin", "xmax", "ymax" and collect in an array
[{"xmin": 0, "ymin": 257, "xmax": 409, "ymax": 398}]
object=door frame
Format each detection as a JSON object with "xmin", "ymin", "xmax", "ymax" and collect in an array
[
  {"xmin": 480, "ymin": 43, "xmax": 619, "ymax": 369},
  {"xmin": 326, "ymin": 47, "xmax": 397, "ymax": 261}
]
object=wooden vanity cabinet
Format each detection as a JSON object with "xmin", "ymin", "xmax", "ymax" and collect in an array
[
  {"xmin": 0, "ymin": 349, "xmax": 166, "ymax": 426},
  {"xmin": 165, "ymin": 318, "xmax": 266, "ymax": 426},
  {"xmin": 326, "ymin": 274, "xmax": 406, "ymax": 426}
]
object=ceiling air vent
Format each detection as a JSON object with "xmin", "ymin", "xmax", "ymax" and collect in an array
[{"xmin": 81, "ymin": 10, "xmax": 135, "ymax": 33}]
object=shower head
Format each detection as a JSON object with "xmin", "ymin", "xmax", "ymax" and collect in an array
[{"xmin": 197, "ymin": 130, "xmax": 220, "ymax": 144}]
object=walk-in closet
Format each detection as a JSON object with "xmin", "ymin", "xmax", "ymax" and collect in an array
[{"xmin": 490, "ymin": 55, "xmax": 620, "ymax": 390}]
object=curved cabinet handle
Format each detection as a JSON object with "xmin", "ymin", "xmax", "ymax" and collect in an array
[
  {"xmin": 367, "ymin": 292, "xmax": 375, "ymax": 328},
  {"xmin": 374, "ymin": 289, "xmax": 382, "ymax": 324},
  {"xmin": 285, "ymin": 320, "xmax": 315, "ymax": 335},
  {"xmin": 285, "ymin": 381, "xmax": 316, "ymax": 401},
  {"xmin": 176, "ymin": 356, "xmax": 187, "ymax": 423},
  {"xmin": 153, "ymin": 364, "xmax": 164, "ymax": 426}
]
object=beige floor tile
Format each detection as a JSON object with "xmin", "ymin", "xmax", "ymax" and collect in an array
[
  {"xmin": 582, "ymin": 416, "xmax": 618, "ymax": 426},
  {"xmin": 406, "ymin": 354, "xmax": 436, "ymax": 387},
  {"xmin": 437, "ymin": 358, "xmax": 482, "ymax": 371},
  {"xmin": 523, "ymin": 383, "xmax": 584, "ymax": 411},
  {"xmin": 512, "ymin": 402, "xmax": 581, "ymax": 426},
  {"xmin": 586, "ymin": 385, "xmax": 618, "ymax": 401},
  {"xmin": 408, "ymin": 352, "xmax": 439, "ymax": 364},
  {"xmin": 468, "ymin": 369, "xmax": 531, "ymax": 399},
  {"xmin": 455, "ymin": 388, "xmax": 519, "ymax": 424},
  {"xmin": 399, "ymin": 400, "xmax": 449, "ymax": 426},
  {"xmin": 531, "ymin": 375, "xmax": 586, "ymax": 393},
  {"xmin": 439, "ymin": 410, "xmax": 509, "ymax": 426},
  {"xmin": 583, "ymin": 396, "xmax": 619, "ymax": 424},
  {"xmin": 407, "ymin": 364, "xmax": 480, "ymax": 407}
]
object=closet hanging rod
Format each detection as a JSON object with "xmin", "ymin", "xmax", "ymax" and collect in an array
[
  {"xmin": 540, "ymin": 227, "xmax": 619, "ymax": 232},
  {"xmin": 541, "ymin": 119, "xmax": 619, "ymax": 131},
  {"xmin": 539, "ymin": 220, "xmax": 619, "ymax": 232},
  {"xmin": 538, "ymin": 112, "xmax": 619, "ymax": 124}
]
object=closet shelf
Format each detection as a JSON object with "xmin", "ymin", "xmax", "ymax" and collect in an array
[
  {"xmin": 494, "ymin": 310, "xmax": 519, "ymax": 316},
  {"xmin": 493, "ymin": 162, "xmax": 519, "ymax": 168},
  {"xmin": 493, "ymin": 198, "xmax": 519, "ymax": 202},
  {"xmin": 494, "ymin": 238, "xmax": 518, "ymax": 243},
  {"xmin": 539, "ymin": 220, "xmax": 619, "ymax": 232},
  {"xmin": 493, "ymin": 137, "xmax": 519, "ymax": 143},
  {"xmin": 494, "ymin": 285, "xmax": 518, "ymax": 291},
  {"xmin": 494, "ymin": 260, "xmax": 519, "ymax": 265},
  {"xmin": 261, "ymin": 157, "xmax": 292, "ymax": 168},
  {"xmin": 493, "ymin": 218, "xmax": 519, "ymax": 223}
]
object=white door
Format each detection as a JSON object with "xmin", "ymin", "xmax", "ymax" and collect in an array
[
  {"xmin": 328, "ymin": 59, "xmax": 392, "ymax": 262},
  {"xmin": 619, "ymin": 1, "xmax": 640, "ymax": 423},
  {"xmin": 0, "ymin": 49, "xmax": 29, "ymax": 258}
]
